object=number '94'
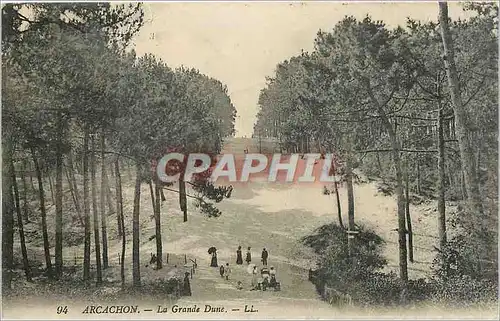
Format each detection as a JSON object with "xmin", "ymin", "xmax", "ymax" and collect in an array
[{"xmin": 57, "ymin": 306, "xmax": 68, "ymax": 314}]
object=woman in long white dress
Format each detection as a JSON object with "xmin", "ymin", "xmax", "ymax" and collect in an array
[{"xmin": 250, "ymin": 265, "xmax": 258, "ymax": 289}]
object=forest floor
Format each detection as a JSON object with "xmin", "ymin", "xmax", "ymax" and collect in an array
[{"xmin": 2, "ymin": 137, "xmax": 497, "ymax": 319}]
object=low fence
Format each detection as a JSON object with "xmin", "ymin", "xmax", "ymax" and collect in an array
[
  {"xmin": 69, "ymin": 251, "xmax": 198, "ymax": 278},
  {"xmin": 308, "ymin": 268, "xmax": 353, "ymax": 307}
]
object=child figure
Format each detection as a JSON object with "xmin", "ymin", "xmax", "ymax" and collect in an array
[
  {"xmin": 219, "ymin": 265, "xmax": 225, "ymax": 278},
  {"xmin": 224, "ymin": 263, "xmax": 231, "ymax": 280}
]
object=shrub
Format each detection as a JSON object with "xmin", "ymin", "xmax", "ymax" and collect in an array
[
  {"xmin": 304, "ymin": 222, "xmax": 498, "ymax": 308},
  {"xmin": 431, "ymin": 275, "xmax": 497, "ymax": 306},
  {"xmin": 140, "ymin": 277, "xmax": 182, "ymax": 297},
  {"xmin": 348, "ymin": 272, "xmax": 401, "ymax": 307},
  {"xmin": 302, "ymin": 223, "xmax": 392, "ymax": 305}
]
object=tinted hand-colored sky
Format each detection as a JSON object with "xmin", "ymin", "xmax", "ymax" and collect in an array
[{"xmin": 132, "ymin": 1, "xmax": 469, "ymax": 137}]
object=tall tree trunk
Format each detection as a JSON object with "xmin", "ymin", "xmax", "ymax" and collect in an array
[
  {"xmin": 100, "ymin": 132, "xmax": 108, "ymax": 270},
  {"xmin": 103, "ymin": 171, "xmax": 114, "ymax": 215},
  {"xmin": 333, "ymin": 179, "xmax": 344, "ymax": 230},
  {"xmin": 54, "ymin": 115, "xmax": 63, "ymax": 279},
  {"xmin": 461, "ymin": 170, "xmax": 467, "ymax": 200},
  {"xmin": 345, "ymin": 155, "xmax": 355, "ymax": 259},
  {"xmin": 392, "ymin": 146, "xmax": 409, "ymax": 286},
  {"xmin": 416, "ymin": 156, "xmax": 422, "ymax": 195},
  {"xmin": 29, "ymin": 162, "xmax": 36, "ymax": 194},
  {"xmin": 82, "ymin": 130, "xmax": 91, "ymax": 281},
  {"xmin": 11, "ymin": 160, "xmax": 32, "ymax": 281},
  {"xmin": 47, "ymin": 172, "xmax": 55, "ymax": 204},
  {"xmin": 376, "ymin": 152, "xmax": 383, "ymax": 177},
  {"xmin": 160, "ymin": 187, "xmax": 166, "ymax": 202},
  {"xmin": 32, "ymin": 151, "xmax": 53, "ymax": 279},
  {"xmin": 114, "ymin": 158, "xmax": 126, "ymax": 287},
  {"xmin": 179, "ymin": 176, "xmax": 187, "ymax": 222},
  {"xmin": 132, "ymin": 163, "xmax": 142, "ymax": 288},
  {"xmin": 148, "ymin": 180, "xmax": 156, "ymax": 213},
  {"xmin": 437, "ymin": 106, "xmax": 447, "ymax": 251},
  {"xmin": 115, "ymin": 160, "xmax": 123, "ymax": 237},
  {"xmin": 445, "ymin": 161, "xmax": 454, "ymax": 191},
  {"xmin": 367, "ymin": 86, "xmax": 408, "ymax": 286},
  {"xmin": 278, "ymin": 114, "xmax": 283, "ymax": 154},
  {"xmin": 405, "ymin": 162, "xmax": 414, "ymax": 263},
  {"xmin": 438, "ymin": 2, "xmax": 484, "ymax": 217},
  {"xmin": 64, "ymin": 165, "xmax": 84, "ymax": 226},
  {"xmin": 154, "ymin": 183, "xmax": 163, "ymax": 270},
  {"xmin": 2, "ymin": 137, "xmax": 15, "ymax": 292},
  {"xmin": 476, "ymin": 147, "xmax": 481, "ymax": 183},
  {"xmin": 67, "ymin": 151, "xmax": 82, "ymax": 217},
  {"xmin": 346, "ymin": 157, "xmax": 355, "ymax": 231},
  {"xmin": 21, "ymin": 160, "xmax": 30, "ymax": 222},
  {"xmin": 91, "ymin": 135, "xmax": 103, "ymax": 284}
]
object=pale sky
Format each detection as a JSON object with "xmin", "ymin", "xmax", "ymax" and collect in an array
[{"xmin": 132, "ymin": 1, "xmax": 470, "ymax": 137}]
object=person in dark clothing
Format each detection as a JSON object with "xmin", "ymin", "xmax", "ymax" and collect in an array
[
  {"xmin": 208, "ymin": 247, "xmax": 218, "ymax": 268},
  {"xmin": 236, "ymin": 246, "xmax": 243, "ymax": 265},
  {"xmin": 261, "ymin": 248, "xmax": 268, "ymax": 266},
  {"xmin": 211, "ymin": 252, "xmax": 218, "ymax": 267},
  {"xmin": 219, "ymin": 265, "xmax": 225, "ymax": 277},
  {"xmin": 269, "ymin": 266, "xmax": 277, "ymax": 288},
  {"xmin": 182, "ymin": 272, "xmax": 192, "ymax": 296},
  {"xmin": 246, "ymin": 247, "xmax": 252, "ymax": 264}
]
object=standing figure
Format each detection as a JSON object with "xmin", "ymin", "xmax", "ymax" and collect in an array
[
  {"xmin": 208, "ymin": 247, "xmax": 218, "ymax": 267},
  {"xmin": 224, "ymin": 263, "xmax": 231, "ymax": 280},
  {"xmin": 261, "ymin": 248, "xmax": 269, "ymax": 266},
  {"xmin": 246, "ymin": 246, "xmax": 252, "ymax": 264},
  {"xmin": 182, "ymin": 272, "xmax": 192, "ymax": 296},
  {"xmin": 236, "ymin": 246, "xmax": 243, "ymax": 265},
  {"xmin": 269, "ymin": 266, "xmax": 277, "ymax": 288},
  {"xmin": 211, "ymin": 252, "xmax": 218, "ymax": 267},
  {"xmin": 219, "ymin": 265, "xmax": 225, "ymax": 278},
  {"xmin": 251, "ymin": 266, "xmax": 258, "ymax": 290}
]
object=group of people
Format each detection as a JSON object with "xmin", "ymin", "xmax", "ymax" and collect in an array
[
  {"xmin": 235, "ymin": 246, "xmax": 269, "ymax": 266},
  {"xmin": 209, "ymin": 245, "xmax": 280, "ymax": 291},
  {"xmin": 219, "ymin": 263, "xmax": 232, "ymax": 280},
  {"xmin": 250, "ymin": 265, "xmax": 279, "ymax": 291}
]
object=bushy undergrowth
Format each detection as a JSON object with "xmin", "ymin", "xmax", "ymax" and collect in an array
[
  {"xmin": 302, "ymin": 222, "xmax": 498, "ymax": 308},
  {"xmin": 139, "ymin": 277, "xmax": 182, "ymax": 296}
]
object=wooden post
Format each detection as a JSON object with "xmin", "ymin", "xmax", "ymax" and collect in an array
[
  {"xmin": 184, "ymin": 254, "xmax": 187, "ymax": 264},
  {"xmin": 166, "ymin": 253, "xmax": 169, "ymax": 264},
  {"xmin": 118, "ymin": 253, "xmax": 121, "ymax": 265},
  {"xmin": 346, "ymin": 230, "xmax": 359, "ymax": 259}
]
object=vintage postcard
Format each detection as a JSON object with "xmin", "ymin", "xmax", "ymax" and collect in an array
[{"xmin": 1, "ymin": 1, "xmax": 498, "ymax": 320}]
